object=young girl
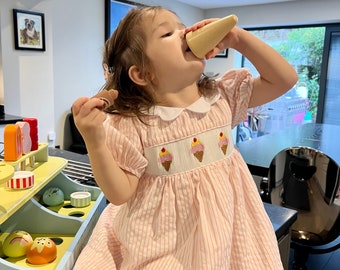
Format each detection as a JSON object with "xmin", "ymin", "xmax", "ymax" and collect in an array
[{"xmin": 72, "ymin": 6, "xmax": 297, "ymax": 270}]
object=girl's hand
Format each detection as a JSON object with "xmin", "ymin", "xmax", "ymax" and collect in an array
[
  {"xmin": 185, "ymin": 18, "xmax": 218, "ymax": 34},
  {"xmin": 185, "ymin": 19, "xmax": 239, "ymax": 59},
  {"xmin": 71, "ymin": 96, "xmax": 107, "ymax": 147}
]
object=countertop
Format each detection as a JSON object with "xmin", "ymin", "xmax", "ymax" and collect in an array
[
  {"xmin": 264, "ymin": 202, "xmax": 297, "ymax": 239},
  {"xmin": 236, "ymin": 123, "xmax": 340, "ymax": 176},
  {"xmin": 0, "ymin": 113, "xmax": 23, "ymax": 124}
]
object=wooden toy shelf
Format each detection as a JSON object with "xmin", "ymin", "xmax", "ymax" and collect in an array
[
  {"xmin": 0, "ymin": 144, "xmax": 64, "ymax": 223},
  {"xmin": 0, "ymin": 144, "xmax": 106, "ymax": 269},
  {"xmin": 0, "ymin": 142, "xmax": 49, "ymax": 187}
]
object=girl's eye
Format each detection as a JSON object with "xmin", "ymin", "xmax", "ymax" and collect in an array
[{"xmin": 161, "ymin": 32, "xmax": 173, "ymax": 38}]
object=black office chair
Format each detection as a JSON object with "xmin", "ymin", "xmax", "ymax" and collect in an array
[
  {"xmin": 64, "ymin": 112, "xmax": 87, "ymax": 154},
  {"xmin": 266, "ymin": 147, "xmax": 340, "ymax": 269}
]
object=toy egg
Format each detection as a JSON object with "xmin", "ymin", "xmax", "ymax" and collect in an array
[
  {"xmin": 26, "ymin": 237, "xmax": 57, "ymax": 265},
  {"xmin": 2, "ymin": 230, "xmax": 33, "ymax": 258},
  {"xmin": 42, "ymin": 187, "xmax": 65, "ymax": 206}
]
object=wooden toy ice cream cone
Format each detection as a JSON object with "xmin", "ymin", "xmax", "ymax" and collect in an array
[{"xmin": 186, "ymin": 14, "xmax": 238, "ymax": 59}]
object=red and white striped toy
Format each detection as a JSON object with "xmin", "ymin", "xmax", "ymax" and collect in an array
[{"xmin": 6, "ymin": 171, "xmax": 34, "ymax": 189}]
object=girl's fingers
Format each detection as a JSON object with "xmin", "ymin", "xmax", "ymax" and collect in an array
[
  {"xmin": 72, "ymin": 97, "xmax": 90, "ymax": 115},
  {"xmin": 72, "ymin": 97, "xmax": 104, "ymax": 117},
  {"xmin": 185, "ymin": 18, "xmax": 219, "ymax": 34}
]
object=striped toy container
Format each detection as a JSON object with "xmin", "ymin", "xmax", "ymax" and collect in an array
[{"xmin": 7, "ymin": 171, "xmax": 34, "ymax": 189}]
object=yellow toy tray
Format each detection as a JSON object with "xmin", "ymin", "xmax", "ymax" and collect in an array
[
  {"xmin": 0, "ymin": 144, "xmax": 67, "ymax": 224},
  {"xmin": 0, "ymin": 233, "xmax": 74, "ymax": 270},
  {"xmin": 0, "ymin": 163, "xmax": 14, "ymax": 186},
  {"xmin": 42, "ymin": 200, "xmax": 97, "ymax": 220}
]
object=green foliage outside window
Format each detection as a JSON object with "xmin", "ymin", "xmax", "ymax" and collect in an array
[{"xmin": 274, "ymin": 27, "xmax": 325, "ymax": 120}]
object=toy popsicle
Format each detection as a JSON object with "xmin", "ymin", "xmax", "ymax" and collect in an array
[{"xmin": 186, "ymin": 14, "xmax": 238, "ymax": 59}]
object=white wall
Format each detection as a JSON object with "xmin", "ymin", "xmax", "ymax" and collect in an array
[
  {"xmin": 51, "ymin": 0, "xmax": 106, "ymax": 148},
  {"xmin": 137, "ymin": 0, "xmax": 204, "ymax": 26},
  {"xmin": 0, "ymin": 0, "xmax": 105, "ymax": 148}
]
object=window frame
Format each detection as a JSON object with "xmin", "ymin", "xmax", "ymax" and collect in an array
[
  {"xmin": 242, "ymin": 22, "xmax": 340, "ymax": 126},
  {"xmin": 317, "ymin": 24, "xmax": 340, "ymax": 123}
]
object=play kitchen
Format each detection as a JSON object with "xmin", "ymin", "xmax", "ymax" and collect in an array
[{"xmin": 0, "ymin": 118, "xmax": 106, "ymax": 269}]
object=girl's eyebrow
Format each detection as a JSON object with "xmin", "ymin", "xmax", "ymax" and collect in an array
[
  {"xmin": 178, "ymin": 22, "xmax": 186, "ymax": 28},
  {"xmin": 153, "ymin": 21, "xmax": 186, "ymax": 32}
]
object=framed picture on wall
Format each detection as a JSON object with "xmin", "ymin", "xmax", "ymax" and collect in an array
[
  {"xmin": 105, "ymin": 0, "xmax": 142, "ymax": 40},
  {"xmin": 13, "ymin": 9, "xmax": 45, "ymax": 51},
  {"xmin": 215, "ymin": 49, "xmax": 228, "ymax": 58}
]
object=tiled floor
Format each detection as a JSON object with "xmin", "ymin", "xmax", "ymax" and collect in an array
[{"xmin": 288, "ymin": 236, "xmax": 340, "ymax": 270}]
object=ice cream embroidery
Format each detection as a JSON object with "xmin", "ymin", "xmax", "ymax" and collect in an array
[
  {"xmin": 159, "ymin": 147, "xmax": 173, "ymax": 171},
  {"xmin": 218, "ymin": 132, "xmax": 229, "ymax": 155},
  {"xmin": 190, "ymin": 137, "xmax": 204, "ymax": 162}
]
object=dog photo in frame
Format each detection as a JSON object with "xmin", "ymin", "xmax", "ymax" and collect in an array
[{"xmin": 13, "ymin": 9, "xmax": 45, "ymax": 51}]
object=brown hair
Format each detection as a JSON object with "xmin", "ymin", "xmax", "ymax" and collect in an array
[{"xmin": 101, "ymin": 6, "xmax": 216, "ymax": 118}]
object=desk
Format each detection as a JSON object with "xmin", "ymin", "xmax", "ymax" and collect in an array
[{"xmin": 237, "ymin": 123, "xmax": 340, "ymax": 176}]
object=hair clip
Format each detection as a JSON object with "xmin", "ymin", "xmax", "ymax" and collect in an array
[{"xmin": 103, "ymin": 63, "xmax": 114, "ymax": 74}]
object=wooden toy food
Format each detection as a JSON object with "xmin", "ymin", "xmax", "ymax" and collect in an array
[
  {"xmin": 26, "ymin": 237, "xmax": 57, "ymax": 265},
  {"xmin": 70, "ymin": 191, "xmax": 91, "ymax": 207},
  {"xmin": 6, "ymin": 171, "xmax": 34, "ymax": 189},
  {"xmin": 4, "ymin": 124, "xmax": 22, "ymax": 161},
  {"xmin": 92, "ymin": 89, "xmax": 118, "ymax": 110},
  {"xmin": 2, "ymin": 230, "xmax": 33, "ymax": 258},
  {"xmin": 15, "ymin": 121, "xmax": 32, "ymax": 154},
  {"xmin": 42, "ymin": 187, "xmax": 65, "ymax": 206},
  {"xmin": 186, "ymin": 14, "xmax": 238, "ymax": 59}
]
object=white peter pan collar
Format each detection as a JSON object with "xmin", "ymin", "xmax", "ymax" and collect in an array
[{"xmin": 152, "ymin": 92, "xmax": 220, "ymax": 121}]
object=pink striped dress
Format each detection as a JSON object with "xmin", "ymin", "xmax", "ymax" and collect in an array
[{"xmin": 73, "ymin": 69, "xmax": 283, "ymax": 269}]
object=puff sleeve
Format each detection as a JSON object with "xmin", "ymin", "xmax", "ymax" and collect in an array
[
  {"xmin": 103, "ymin": 115, "xmax": 148, "ymax": 178},
  {"xmin": 217, "ymin": 68, "xmax": 254, "ymax": 128}
]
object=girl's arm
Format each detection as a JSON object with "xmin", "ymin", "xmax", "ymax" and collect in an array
[
  {"xmin": 186, "ymin": 20, "xmax": 298, "ymax": 107},
  {"xmin": 72, "ymin": 97, "xmax": 139, "ymax": 205},
  {"xmin": 228, "ymin": 27, "xmax": 298, "ymax": 107}
]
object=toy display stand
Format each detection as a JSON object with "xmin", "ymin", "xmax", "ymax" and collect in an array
[
  {"xmin": 0, "ymin": 163, "xmax": 14, "ymax": 186},
  {"xmin": 0, "ymin": 143, "xmax": 106, "ymax": 270}
]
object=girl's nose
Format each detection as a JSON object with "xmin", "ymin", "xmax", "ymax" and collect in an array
[{"xmin": 179, "ymin": 29, "xmax": 186, "ymax": 39}]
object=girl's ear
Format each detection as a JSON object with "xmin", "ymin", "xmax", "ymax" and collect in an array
[{"xmin": 128, "ymin": 65, "xmax": 148, "ymax": 86}]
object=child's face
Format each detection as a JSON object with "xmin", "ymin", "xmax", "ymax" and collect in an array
[{"xmin": 143, "ymin": 9, "xmax": 205, "ymax": 92}]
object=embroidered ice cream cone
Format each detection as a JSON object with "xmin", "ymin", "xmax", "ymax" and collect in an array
[
  {"xmin": 218, "ymin": 132, "xmax": 229, "ymax": 155},
  {"xmin": 220, "ymin": 145, "xmax": 227, "ymax": 155},
  {"xmin": 162, "ymin": 161, "xmax": 171, "ymax": 171},
  {"xmin": 190, "ymin": 138, "xmax": 204, "ymax": 162},
  {"xmin": 159, "ymin": 147, "xmax": 173, "ymax": 171},
  {"xmin": 186, "ymin": 14, "xmax": 238, "ymax": 59},
  {"xmin": 194, "ymin": 151, "xmax": 204, "ymax": 162}
]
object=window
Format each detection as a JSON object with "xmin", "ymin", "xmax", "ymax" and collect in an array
[
  {"xmin": 237, "ymin": 23, "xmax": 340, "ymax": 142},
  {"xmin": 318, "ymin": 26, "xmax": 340, "ymax": 125},
  {"xmin": 105, "ymin": 0, "xmax": 140, "ymax": 40}
]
